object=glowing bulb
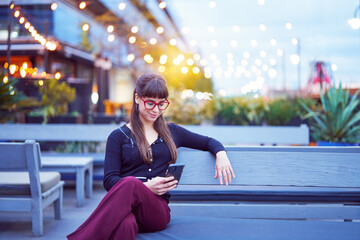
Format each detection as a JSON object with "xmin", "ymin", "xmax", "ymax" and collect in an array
[
  {"xmin": 258, "ymin": 0, "xmax": 265, "ymax": 5},
  {"xmin": 331, "ymin": 64, "xmax": 338, "ymax": 71},
  {"xmin": 181, "ymin": 66, "xmax": 189, "ymax": 74},
  {"xmin": 208, "ymin": 26, "xmax": 215, "ymax": 33},
  {"xmin": 193, "ymin": 54, "xmax": 201, "ymax": 61},
  {"xmin": 159, "ymin": 54, "xmax": 167, "ymax": 64},
  {"xmin": 129, "ymin": 36, "xmax": 136, "ymax": 44},
  {"xmin": 291, "ymin": 37, "xmax": 298, "ymax": 45},
  {"xmin": 144, "ymin": 54, "xmax": 153, "ymax": 63},
  {"xmin": 230, "ymin": 40, "xmax": 238, "ymax": 47},
  {"xmin": 118, "ymin": 2, "xmax": 126, "ymax": 10},
  {"xmin": 259, "ymin": 24, "xmax": 266, "ymax": 31},
  {"xmin": 82, "ymin": 24, "xmax": 89, "ymax": 31},
  {"xmin": 108, "ymin": 34, "xmax": 115, "ymax": 42},
  {"xmin": 186, "ymin": 59, "xmax": 195, "ymax": 66},
  {"xmin": 158, "ymin": 66, "xmax": 166, "ymax": 73},
  {"xmin": 79, "ymin": 2, "xmax": 86, "ymax": 9},
  {"xmin": 131, "ymin": 26, "xmax": 139, "ymax": 33},
  {"xmin": 14, "ymin": 11, "xmax": 20, "ymax": 18},
  {"xmin": 29, "ymin": 26, "xmax": 34, "ymax": 32},
  {"xmin": 25, "ymin": 22, "xmax": 30, "ymax": 29},
  {"xmin": 250, "ymin": 40, "xmax": 258, "ymax": 47},
  {"xmin": 277, "ymin": 49, "xmax": 284, "ymax": 56},
  {"xmin": 285, "ymin": 22, "xmax": 292, "ymax": 30},
  {"xmin": 55, "ymin": 72, "xmax": 61, "ymax": 80},
  {"xmin": 19, "ymin": 17, "xmax": 25, "ymax": 24},
  {"xmin": 192, "ymin": 67, "xmax": 200, "ymax": 74},
  {"xmin": 156, "ymin": 26, "xmax": 164, "ymax": 34},
  {"xmin": 149, "ymin": 38, "xmax": 157, "ymax": 45},
  {"xmin": 290, "ymin": 54, "xmax": 300, "ymax": 65},
  {"xmin": 127, "ymin": 54, "xmax": 135, "ymax": 62},
  {"xmin": 107, "ymin": 25, "xmax": 114, "ymax": 33},
  {"xmin": 3, "ymin": 76, "xmax": 8, "ymax": 84},
  {"xmin": 233, "ymin": 25, "xmax": 240, "ymax": 32},
  {"xmin": 169, "ymin": 39, "xmax": 177, "ymax": 46},
  {"xmin": 181, "ymin": 27, "xmax": 189, "ymax": 34},
  {"xmin": 209, "ymin": 1, "xmax": 216, "ymax": 8},
  {"xmin": 159, "ymin": 1, "xmax": 167, "ymax": 9},
  {"xmin": 51, "ymin": 3, "xmax": 57, "ymax": 10},
  {"xmin": 270, "ymin": 38, "xmax": 277, "ymax": 46}
]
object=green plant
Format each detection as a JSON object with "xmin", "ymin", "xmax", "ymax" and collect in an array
[
  {"xmin": 165, "ymin": 90, "xmax": 204, "ymax": 125},
  {"xmin": 262, "ymin": 98, "xmax": 299, "ymax": 126},
  {"xmin": 300, "ymin": 84, "xmax": 360, "ymax": 143},
  {"xmin": 34, "ymin": 79, "xmax": 76, "ymax": 123},
  {"xmin": 0, "ymin": 71, "xmax": 40, "ymax": 123}
]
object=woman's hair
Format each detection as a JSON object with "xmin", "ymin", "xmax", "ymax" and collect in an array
[{"xmin": 130, "ymin": 73, "xmax": 177, "ymax": 164}]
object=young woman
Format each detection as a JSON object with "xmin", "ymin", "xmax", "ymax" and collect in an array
[{"xmin": 67, "ymin": 73, "xmax": 235, "ymax": 240}]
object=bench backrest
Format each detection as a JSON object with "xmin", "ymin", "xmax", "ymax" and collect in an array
[
  {"xmin": 0, "ymin": 124, "xmax": 309, "ymax": 145},
  {"xmin": 177, "ymin": 146, "xmax": 360, "ymax": 188},
  {"xmin": 0, "ymin": 140, "xmax": 42, "ymax": 197},
  {"xmin": 183, "ymin": 125, "xmax": 309, "ymax": 145}
]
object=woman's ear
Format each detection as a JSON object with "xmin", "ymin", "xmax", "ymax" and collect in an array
[{"xmin": 134, "ymin": 93, "xmax": 140, "ymax": 104}]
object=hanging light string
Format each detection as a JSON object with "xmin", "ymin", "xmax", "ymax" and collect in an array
[{"xmin": 11, "ymin": 3, "xmax": 57, "ymax": 51}]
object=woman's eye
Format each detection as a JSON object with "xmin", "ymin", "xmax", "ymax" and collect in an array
[{"xmin": 146, "ymin": 102, "xmax": 155, "ymax": 106}]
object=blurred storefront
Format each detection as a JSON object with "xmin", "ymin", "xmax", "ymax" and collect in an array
[{"xmin": 0, "ymin": 0, "xmax": 190, "ymax": 123}]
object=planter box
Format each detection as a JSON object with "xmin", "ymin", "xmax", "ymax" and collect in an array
[
  {"xmin": 26, "ymin": 115, "xmax": 83, "ymax": 124},
  {"xmin": 317, "ymin": 141, "xmax": 359, "ymax": 146}
]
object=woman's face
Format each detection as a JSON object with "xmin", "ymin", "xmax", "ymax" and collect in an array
[{"xmin": 135, "ymin": 94, "xmax": 169, "ymax": 124}]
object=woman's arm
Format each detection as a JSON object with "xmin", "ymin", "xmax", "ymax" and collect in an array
[
  {"xmin": 170, "ymin": 124, "xmax": 235, "ymax": 185},
  {"xmin": 103, "ymin": 130, "xmax": 123, "ymax": 191},
  {"xmin": 214, "ymin": 151, "xmax": 235, "ymax": 185}
]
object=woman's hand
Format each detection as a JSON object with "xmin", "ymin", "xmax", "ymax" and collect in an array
[
  {"xmin": 215, "ymin": 151, "xmax": 235, "ymax": 185},
  {"xmin": 144, "ymin": 176, "xmax": 178, "ymax": 195}
]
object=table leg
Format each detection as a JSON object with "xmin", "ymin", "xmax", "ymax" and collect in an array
[
  {"xmin": 76, "ymin": 167, "xmax": 85, "ymax": 207},
  {"xmin": 85, "ymin": 163, "xmax": 93, "ymax": 198}
]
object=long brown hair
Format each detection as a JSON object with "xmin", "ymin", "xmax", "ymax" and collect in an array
[{"xmin": 130, "ymin": 74, "xmax": 177, "ymax": 164}]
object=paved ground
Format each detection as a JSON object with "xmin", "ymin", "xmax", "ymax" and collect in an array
[{"xmin": 0, "ymin": 182, "xmax": 107, "ymax": 239}]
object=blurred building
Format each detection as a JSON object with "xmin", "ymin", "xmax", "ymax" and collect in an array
[{"xmin": 0, "ymin": 0, "xmax": 205, "ymax": 123}]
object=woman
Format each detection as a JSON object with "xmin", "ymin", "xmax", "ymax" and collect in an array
[{"xmin": 67, "ymin": 73, "xmax": 235, "ymax": 240}]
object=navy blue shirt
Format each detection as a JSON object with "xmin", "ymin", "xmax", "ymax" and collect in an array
[{"xmin": 103, "ymin": 123, "xmax": 225, "ymax": 195}]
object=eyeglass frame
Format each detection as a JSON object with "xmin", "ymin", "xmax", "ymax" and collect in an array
[{"xmin": 140, "ymin": 97, "xmax": 170, "ymax": 110}]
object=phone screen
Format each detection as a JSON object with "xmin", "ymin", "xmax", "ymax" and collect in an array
[{"xmin": 165, "ymin": 163, "xmax": 185, "ymax": 182}]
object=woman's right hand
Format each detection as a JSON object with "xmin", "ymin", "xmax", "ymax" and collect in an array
[{"xmin": 144, "ymin": 176, "xmax": 178, "ymax": 195}]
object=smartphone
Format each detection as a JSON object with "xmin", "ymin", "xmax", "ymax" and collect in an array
[{"xmin": 165, "ymin": 163, "xmax": 185, "ymax": 182}]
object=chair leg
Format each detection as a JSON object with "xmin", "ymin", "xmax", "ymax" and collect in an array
[
  {"xmin": 54, "ymin": 186, "xmax": 63, "ymax": 220},
  {"xmin": 32, "ymin": 202, "xmax": 43, "ymax": 236}
]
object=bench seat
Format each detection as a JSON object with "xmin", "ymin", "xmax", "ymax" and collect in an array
[
  {"xmin": 0, "ymin": 172, "xmax": 61, "ymax": 195},
  {"xmin": 169, "ymin": 185, "xmax": 360, "ymax": 202},
  {"xmin": 137, "ymin": 216, "xmax": 360, "ymax": 240}
]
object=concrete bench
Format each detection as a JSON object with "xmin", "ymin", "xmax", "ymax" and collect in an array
[
  {"xmin": 41, "ymin": 156, "xmax": 94, "ymax": 207},
  {"xmin": 0, "ymin": 140, "xmax": 64, "ymax": 236},
  {"xmin": 0, "ymin": 124, "xmax": 310, "ymax": 180},
  {"xmin": 137, "ymin": 146, "xmax": 360, "ymax": 240}
]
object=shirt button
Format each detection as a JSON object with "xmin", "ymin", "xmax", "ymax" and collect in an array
[
  {"xmin": 148, "ymin": 168, "xmax": 152, "ymax": 172},
  {"xmin": 150, "ymin": 158, "xmax": 153, "ymax": 162}
]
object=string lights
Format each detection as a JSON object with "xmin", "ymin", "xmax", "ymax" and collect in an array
[{"xmin": 11, "ymin": 3, "xmax": 57, "ymax": 51}]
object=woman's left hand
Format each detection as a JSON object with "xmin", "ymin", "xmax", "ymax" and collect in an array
[{"xmin": 214, "ymin": 151, "xmax": 235, "ymax": 185}]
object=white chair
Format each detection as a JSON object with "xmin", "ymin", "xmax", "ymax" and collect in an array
[{"xmin": 0, "ymin": 140, "xmax": 64, "ymax": 236}]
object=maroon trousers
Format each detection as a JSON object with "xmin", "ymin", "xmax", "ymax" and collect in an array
[{"xmin": 67, "ymin": 177, "xmax": 171, "ymax": 240}]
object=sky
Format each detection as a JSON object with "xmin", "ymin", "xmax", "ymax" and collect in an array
[{"xmin": 166, "ymin": 0, "xmax": 360, "ymax": 96}]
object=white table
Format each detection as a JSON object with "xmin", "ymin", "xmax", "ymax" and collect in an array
[{"xmin": 41, "ymin": 156, "xmax": 93, "ymax": 207}]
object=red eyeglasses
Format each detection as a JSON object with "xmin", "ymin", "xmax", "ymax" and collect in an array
[{"xmin": 140, "ymin": 97, "xmax": 170, "ymax": 110}]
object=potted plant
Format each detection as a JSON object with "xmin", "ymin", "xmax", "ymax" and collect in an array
[
  {"xmin": 262, "ymin": 98, "xmax": 300, "ymax": 126},
  {"xmin": 0, "ymin": 71, "xmax": 40, "ymax": 123},
  {"xmin": 28, "ymin": 79, "xmax": 77, "ymax": 124},
  {"xmin": 300, "ymin": 84, "xmax": 360, "ymax": 146}
]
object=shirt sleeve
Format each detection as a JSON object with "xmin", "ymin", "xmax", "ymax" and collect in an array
[
  {"xmin": 170, "ymin": 123, "xmax": 225, "ymax": 155},
  {"xmin": 103, "ymin": 129, "xmax": 123, "ymax": 192}
]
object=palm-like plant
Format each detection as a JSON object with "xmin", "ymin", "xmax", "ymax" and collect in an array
[
  {"xmin": 301, "ymin": 84, "xmax": 360, "ymax": 143},
  {"xmin": 0, "ymin": 71, "xmax": 39, "ymax": 123}
]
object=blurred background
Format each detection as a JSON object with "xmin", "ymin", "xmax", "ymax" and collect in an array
[{"xmin": 0, "ymin": 0, "xmax": 359, "ymax": 127}]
